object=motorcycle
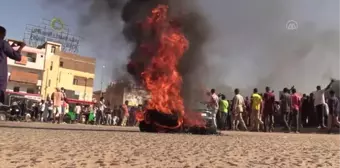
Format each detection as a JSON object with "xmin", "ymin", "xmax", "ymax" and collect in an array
[{"xmin": 0, "ymin": 104, "xmax": 11, "ymax": 121}]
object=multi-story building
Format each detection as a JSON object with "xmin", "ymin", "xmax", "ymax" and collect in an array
[
  {"xmin": 40, "ymin": 42, "xmax": 96, "ymax": 101},
  {"xmin": 6, "ymin": 39, "xmax": 45, "ymax": 94}
]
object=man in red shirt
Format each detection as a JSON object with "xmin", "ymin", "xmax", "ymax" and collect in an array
[
  {"xmin": 263, "ymin": 87, "xmax": 275, "ymax": 132},
  {"xmin": 291, "ymin": 88, "xmax": 301, "ymax": 133}
]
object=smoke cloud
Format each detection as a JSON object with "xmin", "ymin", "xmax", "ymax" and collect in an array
[{"xmin": 43, "ymin": 0, "xmax": 339, "ymax": 101}]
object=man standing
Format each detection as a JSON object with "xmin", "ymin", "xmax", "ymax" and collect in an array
[
  {"xmin": 218, "ymin": 94, "xmax": 229, "ymax": 130},
  {"xmin": 60, "ymin": 87, "xmax": 67, "ymax": 123},
  {"xmin": 51, "ymin": 88, "xmax": 64, "ymax": 124},
  {"xmin": 263, "ymin": 87, "xmax": 275, "ymax": 132},
  {"xmin": 206, "ymin": 89, "xmax": 219, "ymax": 129},
  {"xmin": 327, "ymin": 90, "xmax": 340, "ymax": 133},
  {"xmin": 96, "ymin": 97, "xmax": 106, "ymax": 125},
  {"xmin": 0, "ymin": 26, "xmax": 24, "ymax": 103},
  {"xmin": 291, "ymin": 88, "xmax": 301, "ymax": 133},
  {"xmin": 251, "ymin": 88, "xmax": 264, "ymax": 132},
  {"xmin": 244, "ymin": 96, "xmax": 251, "ymax": 126},
  {"xmin": 232, "ymin": 88, "xmax": 247, "ymax": 131},
  {"xmin": 121, "ymin": 100, "xmax": 129, "ymax": 126},
  {"xmin": 280, "ymin": 88, "xmax": 292, "ymax": 132},
  {"xmin": 314, "ymin": 79, "xmax": 334, "ymax": 129},
  {"xmin": 307, "ymin": 93, "xmax": 316, "ymax": 127}
]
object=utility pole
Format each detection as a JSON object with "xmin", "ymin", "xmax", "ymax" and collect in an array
[{"xmin": 100, "ymin": 65, "xmax": 105, "ymax": 97}]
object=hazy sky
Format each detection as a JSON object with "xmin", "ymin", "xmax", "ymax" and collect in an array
[{"xmin": 1, "ymin": 0, "xmax": 339, "ymax": 95}]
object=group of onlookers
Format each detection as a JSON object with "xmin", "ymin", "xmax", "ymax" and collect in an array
[
  {"xmin": 208, "ymin": 79, "xmax": 339, "ymax": 133},
  {"xmin": 26, "ymin": 90, "xmax": 142, "ymax": 128}
]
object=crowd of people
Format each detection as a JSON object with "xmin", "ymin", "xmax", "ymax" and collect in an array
[
  {"xmin": 18, "ymin": 87, "xmax": 142, "ymax": 128},
  {"xmin": 208, "ymin": 79, "xmax": 339, "ymax": 134}
]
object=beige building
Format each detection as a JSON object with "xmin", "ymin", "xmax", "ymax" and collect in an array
[{"xmin": 102, "ymin": 81, "xmax": 149, "ymax": 108}]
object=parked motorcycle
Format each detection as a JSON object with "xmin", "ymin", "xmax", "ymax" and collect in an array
[{"xmin": 0, "ymin": 104, "xmax": 11, "ymax": 121}]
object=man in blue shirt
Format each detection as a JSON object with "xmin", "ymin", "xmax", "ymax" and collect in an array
[{"xmin": 0, "ymin": 26, "xmax": 24, "ymax": 104}]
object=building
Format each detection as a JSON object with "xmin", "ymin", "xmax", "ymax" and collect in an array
[
  {"xmin": 6, "ymin": 39, "xmax": 46, "ymax": 94},
  {"xmin": 92, "ymin": 90, "xmax": 105, "ymax": 102},
  {"xmin": 40, "ymin": 42, "xmax": 96, "ymax": 101},
  {"xmin": 103, "ymin": 81, "xmax": 149, "ymax": 108}
]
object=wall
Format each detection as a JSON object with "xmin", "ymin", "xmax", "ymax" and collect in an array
[
  {"xmin": 58, "ymin": 52, "xmax": 96, "ymax": 74},
  {"xmin": 7, "ymin": 82, "xmax": 38, "ymax": 94},
  {"xmin": 41, "ymin": 42, "xmax": 62, "ymax": 98},
  {"xmin": 57, "ymin": 68, "xmax": 94, "ymax": 101}
]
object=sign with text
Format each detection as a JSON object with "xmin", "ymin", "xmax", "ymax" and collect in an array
[{"xmin": 24, "ymin": 18, "xmax": 81, "ymax": 54}]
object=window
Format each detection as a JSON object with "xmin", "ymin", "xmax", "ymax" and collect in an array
[
  {"xmin": 50, "ymin": 61, "xmax": 53, "ymax": 71},
  {"xmin": 73, "ymin": 78, "xmax": 78, "ymax": 85},
  {"xmin": 48, "ymin": 79, "xmax": 51, "ymax": 87},
  {"xmin": 51, "ymin": 46, "xmax": 56, "ymax": 54},
  {"xmin": 27, "ymin": 88, "xmax": 35, "ymax": 94},
  {"xmin": 26, "ymin": 52, "xmax": 37, "ymax": 62},
  {"xmin": 59, "ymin": 61, "xmax": 64, "ymax": 67},
  {"xmin": 13, "ymin": 86, "xmax": 20, "ymax": 92},
  {"xmin": 40, "ymin": 55, "xmax": 44, "ymax": 58}
]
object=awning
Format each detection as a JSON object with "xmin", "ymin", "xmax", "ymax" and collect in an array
[{"xmin": 9, "ymin": 70, "xmax": 38, "ymax": 84}]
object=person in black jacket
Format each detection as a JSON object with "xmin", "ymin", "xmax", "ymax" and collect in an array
[{"xmin": 0, "ymin": 26, "xmax": 24, "ymax": 103}]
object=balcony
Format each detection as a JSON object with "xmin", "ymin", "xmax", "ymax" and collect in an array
[{"xmin": 7, "ymin": 41, "xmax": 45, "ymax": 71}]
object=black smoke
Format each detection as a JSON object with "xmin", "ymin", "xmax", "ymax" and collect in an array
[
  {"xmin": 121, "ymin": 0, "xmax": 210, "ymax": 106},
  {"xmin": 42, "ymin": 0, "xmax": 339, "ymax": 100}
]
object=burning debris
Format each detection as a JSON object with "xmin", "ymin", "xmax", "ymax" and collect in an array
[{"xmin": 126, "ymin": 3, "xmax": 215, "ymax": 134}]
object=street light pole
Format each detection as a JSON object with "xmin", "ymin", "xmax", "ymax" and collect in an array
[{"xmin": 100, "ymin": 65, "xmax": 105, "ymax": 97}]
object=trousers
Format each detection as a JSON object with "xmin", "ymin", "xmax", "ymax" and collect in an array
[{"xmin": 251, "ymin": 109, "xmax": 263, "ymax": 131}]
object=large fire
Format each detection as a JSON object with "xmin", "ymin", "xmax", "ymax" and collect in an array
[
  {"xmin": 130, "ymin": 4, "xmax": 206, "ymax": 132},
  {"xmin": 141, "ymin": 5, "xmax": 187, "ymax": 128}
]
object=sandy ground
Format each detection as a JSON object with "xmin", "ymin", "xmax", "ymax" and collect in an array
[{"xmin": 0, "ymin": 122, "xmax": 339, "ymax": 168}]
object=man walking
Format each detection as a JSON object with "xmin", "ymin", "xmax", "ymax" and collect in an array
[
  {"xmin": 327, "ymin": 90, "xmax": 340, "ymax": 133},
  {"xmin": 121, "ymin": 100, "xmax": 130, "ymax": 126},
  {"xmin": 291, "ymin": 88, "xmax": 301, "ymax": 133},
  {"xmin": 280, "ymin": 88, "xmax": 292, "ymax": 132},
  {"xmin": 314, "ymin": 79, "xmax": 334, "ymax": 129},
  {"xmin": 0, "ymin": 26, "xmax": 24, "ymax": 103},
  {"xmin": 251, "ymin": 88, "xmax": 264, "ymax": 132},
  {"xmin": 263, "ymin": 87, "xmax": 275, "ymax": 132},
  {"xmin": 51, "ymin": 88, "xmax": 64, "ymax": 124},
  {"xmin": 232, "ymin": 88, "xmax": 247, "ymax": 131}
]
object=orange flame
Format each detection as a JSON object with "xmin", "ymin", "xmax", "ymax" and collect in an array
[{"xmin": 141, "ymin": 5, "xmax": 188, "ymax": 125}]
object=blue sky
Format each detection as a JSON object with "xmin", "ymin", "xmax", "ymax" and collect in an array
[{"xmin": 0, "ymin": 0, "xmax": 107, "ymax": 91}]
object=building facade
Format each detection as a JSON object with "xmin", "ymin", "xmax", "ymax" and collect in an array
[
  {"xmin": 40, "ymin": 42, "xmax": 96, "ymax": 101},
  {"xmin": 6, "ymin": 39, "xmax": 46, "ymax": 94},
  {"xmin": 103, "ymin": 81, "xmax": 149, "ymax": 108}
]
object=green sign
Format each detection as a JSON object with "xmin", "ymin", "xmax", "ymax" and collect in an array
[{"xmin": 51, "ymin": 18, "xmax": 64, "ymax": 31}]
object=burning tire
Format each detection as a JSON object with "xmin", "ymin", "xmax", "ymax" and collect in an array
[
  {"xmin": 138, "ymin": 109, "xmax": 217, "ymax": 134},
  {"xmin": 139, "ymin": 110, "xmax": 182, "ymax": 133},
  {"xmin": 139, "ymin": 121, "xmax": 155, "ymax": 132}
]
